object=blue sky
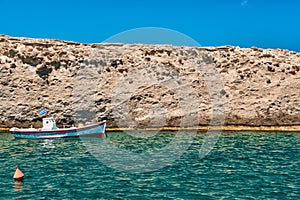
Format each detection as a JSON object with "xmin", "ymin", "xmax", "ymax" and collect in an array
[{"xmin": 1, "ymin": 0, "xmax": 299, "ymax": 51}]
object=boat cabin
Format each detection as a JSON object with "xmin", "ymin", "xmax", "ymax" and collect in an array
[{"xmin": 42, "ymin": 117, "xmax": 58, "ymax": 130}]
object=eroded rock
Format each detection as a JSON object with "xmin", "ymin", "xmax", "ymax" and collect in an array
[{"xmin": 0, "ymin": 35, "xmax": 299, "ymax": 128}]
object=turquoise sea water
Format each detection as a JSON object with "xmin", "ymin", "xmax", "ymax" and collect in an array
[{"xmin": 0, "ymin": 131, "xmax": 299, "ymax": 199}]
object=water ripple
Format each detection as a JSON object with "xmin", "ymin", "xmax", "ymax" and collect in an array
[{"xmin": 0, "ymin": 131, "xmax": 299, "ymax": 199}]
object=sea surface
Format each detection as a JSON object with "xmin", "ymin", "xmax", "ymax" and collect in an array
[{"xmin": 0, "ymin": 131, "xmax": 299, "ymax": 199}]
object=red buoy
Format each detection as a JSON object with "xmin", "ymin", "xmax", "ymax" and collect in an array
[{"xmin": 13, "ymin": 165, "xmax": 24, "ymax": 181}]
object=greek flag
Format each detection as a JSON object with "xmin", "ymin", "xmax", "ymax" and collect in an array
[{"xmin": 39, "ymin": 108, "xmax": 47, "ymax": 115}]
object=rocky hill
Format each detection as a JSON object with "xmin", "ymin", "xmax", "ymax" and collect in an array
[{"xmin": 0, "ymin": 35, "xmax": 299, "ymax": 128}]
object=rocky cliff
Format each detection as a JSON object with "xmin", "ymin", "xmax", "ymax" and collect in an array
[{"xmin": 0, "ymin": 35, "xmax": 299, "ymax": 128}]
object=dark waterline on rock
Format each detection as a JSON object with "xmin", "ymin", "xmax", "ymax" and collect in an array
[{"xmin": 1, "ymin": 131, "xmax": 299, "ymax": 199}]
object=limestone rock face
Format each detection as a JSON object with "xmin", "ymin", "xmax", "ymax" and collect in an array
[{"xmin": 0, "ymin": 35, "xmax": 299, "ymax": 128}]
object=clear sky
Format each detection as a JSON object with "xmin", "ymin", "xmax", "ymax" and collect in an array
[{"xmin": 1, "ymin": 0, "xmax": 299, "ymax": 51}]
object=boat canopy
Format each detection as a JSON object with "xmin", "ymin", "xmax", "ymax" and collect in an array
[{"xmin": 42, "ymin": 117, "xmax": 58, "ymax": 130}]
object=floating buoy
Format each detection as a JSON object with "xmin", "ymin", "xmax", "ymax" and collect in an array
[{"xmin": 13, "ymin": 165, "xmax": 24, "ymax": 181}]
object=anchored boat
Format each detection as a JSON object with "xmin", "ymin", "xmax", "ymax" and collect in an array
[{"xmin": 10, "ymin": 117, "xmax": 107, "ymax": 139}]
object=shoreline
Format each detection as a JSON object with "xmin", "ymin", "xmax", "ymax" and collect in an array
[
  {"xmin": 106, "ymin": 125, "xmax": 300, "ymax": 132},
  {"xmin": 1, "ymin": 126, "xmax": 300, "ymax": 133}
]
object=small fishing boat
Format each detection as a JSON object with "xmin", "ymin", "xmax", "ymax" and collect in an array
[{"xmin": 10, "ymin": 117, "xmax": 107, "ymax": 139}]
